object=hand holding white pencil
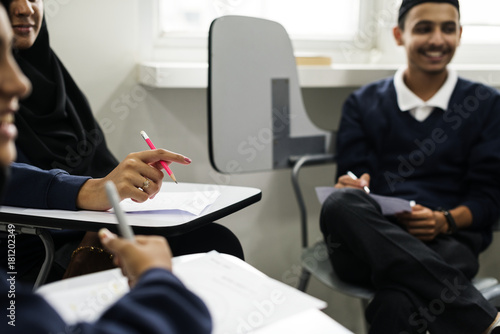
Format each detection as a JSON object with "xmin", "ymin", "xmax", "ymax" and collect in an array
[{"xmin": 347, "ymin": 171, "xmax": 370, "ymax": 194}]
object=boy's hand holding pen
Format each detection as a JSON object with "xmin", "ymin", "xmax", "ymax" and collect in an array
[{"xmin": 335, "ymin": 171, "xmax": 371, "ymax": 193}]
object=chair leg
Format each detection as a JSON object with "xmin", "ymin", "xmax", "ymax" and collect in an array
[
  {"xmin": 297, "ymin": 268, "xmax": 311, "ymax": 292},
  {"xmin": 33, "ymin": 229, "xmax": 54, "ymax": 290}
]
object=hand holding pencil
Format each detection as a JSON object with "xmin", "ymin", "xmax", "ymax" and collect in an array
[
  {"xmin": 334, "ymin": 171, "xmax": 371, "ymax": 193},
  {"xmin": 76, "ymin": 146, "xmax": 192, "ymax": 211},
  {"xmin": 141, "ymin": 131, "xmax": 179, "ymax": 184},
  {"xmin": 101, "ymin": 181, "xmax": 172, "ymax": 286},
  {"xmin": 99, "ymin": 228, "xmax": 173, "ymax": 287},
  {"xmin": 347, "ymin": 171, "xmax": 370, "ymax": 193}
]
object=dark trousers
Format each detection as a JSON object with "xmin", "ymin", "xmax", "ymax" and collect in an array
[{"xmin": 320, "ymin": 188, "xmax": 497, "ymax": 334}]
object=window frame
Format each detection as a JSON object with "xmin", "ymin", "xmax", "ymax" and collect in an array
[
  {"xmin": 145, "ymin": 0, "xmax": 500, "ymax": 65},
  {"xmin": 149, "ymin": 0, "xmax": 376, "ymax": 63}
]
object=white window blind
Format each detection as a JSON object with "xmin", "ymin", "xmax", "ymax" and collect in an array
[
  {"xmin": 459, "ymin": 0, "xmax": 500, "ymax": 43},
  {"xmin": 158, "ymin": 0, "xmax": 361, "ymax": 41}
]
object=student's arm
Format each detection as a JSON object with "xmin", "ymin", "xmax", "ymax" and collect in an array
[
  {"xmin": 2, "ymin": 268, "xmax": 211, "ymax": 334},
  {"xmin": 459, "ymin": 89, "xmax": 500, "ymax": 232},
  {"xmin": 396, "ymin": 204, "xmax": 473, "ymax": 241},
  {"xmin": 88, "ymin": 231, "xmax": 212, "ymax": 334},
  {"xmin": 85, "ymin": 268, "xmax": 212, "ymax": 334},
  {"xmin": 3, "ymin": 149, "xmax": 191, "ymax": 212},
  {"xmin": 76, "ymin": 149, "xmax": 191, "ymax": 211},
  {"xmin": 1, "ymin": 232, "xmax": 212, "ymax": 334},
  {"xmin": 335, "ymin": 91, "xmax": 376, "ymax": 183},
  {"xmin": 2, "ymin": 162, "xmax": 90, "ymax": 210},
  {"xmin": 397, "ymin": 84, "xmax": 500, "ymax": 241}
]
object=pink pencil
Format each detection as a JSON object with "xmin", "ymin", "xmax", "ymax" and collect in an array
[{"xmin": 140, "ymin": 131, "xmax": 178, "ymax": 184}]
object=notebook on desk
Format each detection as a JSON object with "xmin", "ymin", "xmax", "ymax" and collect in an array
[
  {"xmin": 116, "ymin": 190, "xmax": 221, "ymax": 215},
  {"xmin": 37, "ymin": 252, "xmax": 343, "ymax": 334}
]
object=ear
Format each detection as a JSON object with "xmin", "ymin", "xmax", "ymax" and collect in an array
[{"xmin": 393, "ymin": 26, "xmax": 404, "ymax": 46}]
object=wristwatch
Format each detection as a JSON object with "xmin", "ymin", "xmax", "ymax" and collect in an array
[{"xmin": 437, "ymin": 207, "xmax": 458, "ymax": 234}]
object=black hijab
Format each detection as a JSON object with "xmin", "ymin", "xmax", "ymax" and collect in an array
[{"xmin": 1, "ymin": 0, "xmax": 118, "ymax": 177}]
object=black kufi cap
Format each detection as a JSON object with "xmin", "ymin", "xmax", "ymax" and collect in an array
[{"xmin": 399, "ymin": 0, "xmax": 460, "ymax": 21}]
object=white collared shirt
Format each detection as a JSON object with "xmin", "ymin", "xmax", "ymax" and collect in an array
[{"xmin": 394, "ymin": 66, "xmax": 458, "ymax": 122}]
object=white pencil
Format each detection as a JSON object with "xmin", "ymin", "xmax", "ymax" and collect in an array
[
  {"xmin": 105, "ymin": 181, "xmax": 135, "ymax": 241},
  {"xmin": 347, "ymin": 171, "xmax": 371, "ymax": 194}
]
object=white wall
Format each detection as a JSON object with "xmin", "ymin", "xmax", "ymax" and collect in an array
[
  {"xmin": 45, "ymin": 1, "xmax": 500, "ymax": 333},
  {"xmin": 46, "ymin": 0, "xmax": 140, "ymax": 112}
]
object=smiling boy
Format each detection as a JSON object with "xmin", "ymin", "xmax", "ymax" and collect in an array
[{"xmin": 320, "ymin": 1, "xmax": 500, "ymax": 333}]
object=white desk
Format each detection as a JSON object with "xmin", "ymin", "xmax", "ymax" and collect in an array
[
  {"xmin": 0, "ymin": 182, "xmax": 261, "ymax": 287},
  {"xmin": 0, "ymin": 182, "xmax": 261, "ymax": 235}
]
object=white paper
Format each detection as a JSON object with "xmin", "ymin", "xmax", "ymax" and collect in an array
[
  {"xmin": 117, "ymin": 190, "xmax": 221, "ymax": 215},
  {"xmin": 368, "ymin": 193, "xmax": 413, "ymax": 215},
  {"xmin": 173, "ymin": 252, "xmax": 326, "ymax": 334},
  {"xmin": 37, "ymin": 252, "xmax": 328, "ymax": 334},
  {"xmin": 250, "ymin": 309, "xmax": 353, "ymax": 334},
  {"xmin": 37, "ymin": 269, "xmax": 129, "ymax": 324},
  {"xmin": 315, "ymin": 187, "xmax": 412, "ymax": 215}
]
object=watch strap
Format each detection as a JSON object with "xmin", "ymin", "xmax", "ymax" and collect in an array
[{"xmin": 437, "ymin": 207, "xmax": 458, "ymax": 234}]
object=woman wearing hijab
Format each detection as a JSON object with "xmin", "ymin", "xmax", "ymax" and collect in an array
[
  {"xmin": 0, "ymin": 0, "xmax": 243, "ymax": 284},
  {"xmin": 0, "ymin": 10, "xmax": 212, "ymax": 332}
]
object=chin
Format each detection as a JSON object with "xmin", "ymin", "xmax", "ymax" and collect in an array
[
  {"xmin": 13, "ymin": 37, "xmax": 35, "ymax": 50},
  {"xmin": 421, "ymin": 64, "xmax": 448, "ymax": 75},
  {"xmin": 427, "ymin": 68, "xmax": 448, "ymax": 75}
]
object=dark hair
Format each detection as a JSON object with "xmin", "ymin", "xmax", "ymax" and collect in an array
[
  {"xmin": 398, "ymin": 12, "xmax": 409, "ymax": 31},
  {"xmin": 397, "ymin": 4, "xmax": 460, "ymax": 31}
]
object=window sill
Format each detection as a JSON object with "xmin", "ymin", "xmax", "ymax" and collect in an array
[{"xmin": 138, "ymin": 62, "xmax": 500, "ymax": 89}]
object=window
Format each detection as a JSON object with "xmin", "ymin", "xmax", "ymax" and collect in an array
[
  {"xmin": 152, "ymin": 0, "xmax": 500, "ymax": 65},
  {"xmin": 152, "ymin": 0, "xmax": 373, "ymax": 63},
  {"xmin": 159, "ymin": 0, "xmax": 361, "ymax": 41},
  {"xmin": 459, "ymin": 0, "xmax": 500, "ymax": 44}
]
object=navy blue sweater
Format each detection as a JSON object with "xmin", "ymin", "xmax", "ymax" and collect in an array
[
  {"xmin": 0, "ymin": 163, "xmax": 91, "ymax": 277},
  {"xmin": 3, "ymin": 162, "xmax": 90, "ymax": 210},
  {"xmin": 337, "ymin": 77, "xmax": 500, "ymax": 250}
]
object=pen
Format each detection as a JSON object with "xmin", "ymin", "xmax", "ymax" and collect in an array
[
  {"xmin": 105, "ymin": 181, "xmax": 135, "ymax": 242},
  {"xmin": 140, "ymin": 131, "xmax": 178, "ymax": 184},
  {"xmin": 347, "ymin": 171, "xmax": 370, "ymax": 194}
]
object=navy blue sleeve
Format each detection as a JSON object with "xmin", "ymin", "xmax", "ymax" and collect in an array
[
  {"xmin": 336, "ymin": 91, "xmax": 375, "ymax": 180},
  {"xmin": 2, "ymin": 162, "xmax": 90, "ymax": 210},
  {"xmin": 81, "ymin": 269, "xmax": 212, "ymax": 334},
  {"xmin": 1, "ymin": 269, "xmax": 212, "ymax": 334},
  {"xmin": 460, "ymin": 86, "xmax": 500, "ymax": 232}
]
